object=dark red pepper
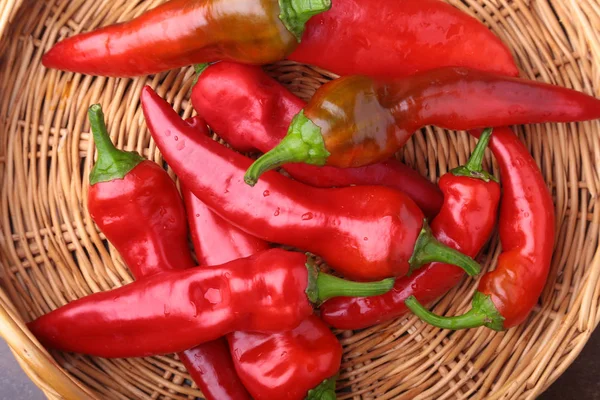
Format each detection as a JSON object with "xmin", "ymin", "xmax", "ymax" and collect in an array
[
  {"xmin": 191, "ymin": 61, "xmax": 443, "ymax": 218},
  {"xmin": 182, "ymin": 116, "xmax": 341, "ymax": 400},
  {"xmin": 141, "ymin": 85, "xmax": 481, "ymax": 281},
  {"xmin": 85, "ymin": 106, "xmax": 251, "ymax": 400},
  {"xmin": 28, "ymin": 248, "xmax": 393, "ymax": 358},
  {"xmin": 405, "ymin": 127, "xmax": 555, "ymax": 330},
  {"xmin": 288, "ymin": 0, "xmax": 519, "ymax": 79},
  {"xmin": 321, "ymin": 129, "xmax": 501, "ymax": 329},
  {"xmin": 42, "ymin": 0, "xmax": 331, "ymax": 77},
  {"xmin": 244, "ymin": 67, "xmax": 600, "ymax": 184},
  {"xmin": 229, "ymin": 315, "xmax": 341, "ymax": 400}
]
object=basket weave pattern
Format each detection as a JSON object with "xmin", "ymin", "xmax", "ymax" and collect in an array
[{"xmin": 1, "ymin": 0, "xmax": 600, "ymax": 399}]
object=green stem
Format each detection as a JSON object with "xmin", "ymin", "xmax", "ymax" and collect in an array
[
  {"xmin": 305, "ymin": 261, "xmax": 394, "ymax": 306},
  {"xmin": 408, "ymin": 220, "xmax": 481, "ymax": 277},
  {"xmin": 405, "ymin": 292, "xmax": 505, "ymax": 331},
  {"xmin": 88, "ymin": 104, "xmax": 144, "ymax": 185},
  {"xmin": 451, "ymin": 128, "xmax": 497, "ymax": 182},
  {"xmin": 306, "ymin": 375, "xmax": 337, "ymax": 400},
  {"xmin": 278, "ymin": 0, "xmax": 332, "ymax": 41},
  {"xmin": 192, "ymin": 63, "xmax": 210, "ymax": 85},
  {"xmin": 244, "ymin": 110, "xmax": 330, "ymax": 186}
]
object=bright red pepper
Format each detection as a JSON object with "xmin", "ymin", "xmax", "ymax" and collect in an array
[
  {"xmin": 229, "ymin": 315, "xmax": 341, "ymax": 400},
  {"xmin": 405, "ymin": 127, "xmax": 555, "ymax": 330},
  {"xmin": 244, "ymin": 67, "xmax": 600, "ymax": 184},
  {"xmin": 85, "ymin": 106, "xmax": 251, "ymax": 400},
  {"xmin": 321, "ymin": 129, "xmax": 501, "ymax": 329},
  {"xmin": 191, "ymin": 61, "xmax": 443, "ymax": 218},
  {"xmin": 288, "ymin": 0, "xmax": 519, "ymax": 79},
  {"xmin": 28, "ymin": 248, "xmax": 393, "ymax": 358},
  {"xmin": 182, "ymin": 116, "xmax": 341, "ymax": 400},
  {"xmin": 41, "ymin": 0, "xmax": 330, "ymax": 77},
  {"xmin": 141, "ymin": 86, "xmax": 481, "ymax": 281}
]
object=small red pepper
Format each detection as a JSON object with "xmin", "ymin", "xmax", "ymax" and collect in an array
[
  {"xmin": 288, "ymin": 0, "xmax": 519, "ymax": 79},
  {"xmin": 191, "ymin": 61, "xmax": 443, "ymax": 218},
  {"xmin": 183, "ymin": 116, "xmax": 341, "ymax": 400},
  {"xmin": 41, "ymin": 0, "xmax": 331, "ymax": 77},
  {"xmin": 85, "ymin": 106, "xmax": 251, "ymax": 400},
  {"xmin": 321, "ymin": 129, "xmax": 501, "ymax": 330},
  {"xmin": 28, "ymin": 248, "xmax": 393, "ymax": 358},
  {"xmin": 141, "ymin": 86, "xmax": 481, "ymax": 281},
  {"xmin": 405, "ymin": 127, "xmax": 555, "ymax": 330},
  {"xmin": 244, "ymin": 67, "xmax": 600, "ymax": 184},
  {"xmin": 229, "ymin": 315, "xmax": 341, "ymax": 400}
]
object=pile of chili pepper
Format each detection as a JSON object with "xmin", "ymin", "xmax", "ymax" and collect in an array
[{"xmin": 30, "ymin": 0, "xmax": 600, "ymax": 397}]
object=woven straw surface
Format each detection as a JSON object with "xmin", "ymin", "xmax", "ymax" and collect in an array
[{"xmin": 1, "ymin": 0, "xmax": 600, "ymax": 399}]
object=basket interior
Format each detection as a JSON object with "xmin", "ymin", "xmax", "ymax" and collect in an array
[{"xmin": 1, "ymin": 0, "xmax": 600, "ymax": 399}]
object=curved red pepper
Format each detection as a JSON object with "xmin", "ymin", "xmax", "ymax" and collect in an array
[
  {"xmin": 289, "ymin": 0, "xmax": 519, "ymax": 79},
  {"xmin": 28, "ymin": 248, "xmax": 393, "ymax": 357},
  {"xmin": 141, "ymin": 85, "xmax": 481, "ymax": 281},
  {"xmin": 229, "ymin": 315, "xmax": 342, "ymax": 400},
  {"xmin": 42, "ymin": 0, "xmax": 330, "ymax": 77},
  {"xmin": 321, "ymin": 129, "xmax": 501, "ymax": 330},
  {"xmin": 405, "ymin": 127, "xmax": 555, "ymax": 330},
  {"xmin": 191, "ymin": 61, "xmax": 443, "ymax": 218},
  {"xmin": 85, "ymin": 106, "xmax": 251, "ymax": 400},
  {"xmin": 244, "ymin": 67, "xmax": 600, "ymax": 183}
]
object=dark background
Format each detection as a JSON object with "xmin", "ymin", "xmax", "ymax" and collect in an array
[{"xmin": 1, "ymin": 331, "xmax": 598, "ymax": 399}]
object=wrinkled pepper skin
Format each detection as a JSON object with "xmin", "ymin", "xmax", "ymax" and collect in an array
[
  {"xmin": 28, "ymin": 249, "xmax": 315, "ymax": 358},
  {"xmin": 88, "ymin": 161, "xmax": 195, "ymax": 277},
  {"xmin": 473, "ymin": 128, "xmax": 555, "ymax": 329},
  {"xmin": 42, "ymin": 0, "xmax": 330, "ymax": 77},
  {"xmin": 229, "ymin": 315, "xmax": 342, "ymax": 400},
  {"xmin": 87, "ymin": 108, "xmax": 251, "ymax": 400},
  {"xmin": 142, "ymin": 86, "xmax": 480, "ymax": 281},
  {"xmin": 245, "ymin": 67, "xmax": 600, "ymax": 182},
  {"xmin": 289, "ymin": 0, "xmax": 519, "ymax": 79},
  {"xmin": 321, "ymin": 161, "xmax": 500, "ymax": 329},
  {"xmin": 191, "ymin": 61, "xmax": 443, "ymax": 218}
]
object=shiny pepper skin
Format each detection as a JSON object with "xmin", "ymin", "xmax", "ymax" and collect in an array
[{"xmin": 42, "ymin": 0, "xmax": 330, "ymax": 77}]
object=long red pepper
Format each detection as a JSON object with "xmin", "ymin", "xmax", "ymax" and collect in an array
[
  {"xmin": 288, "ymin": 0, "xmax": 519, "ymax": 79},
  {"xmin": 28, "ymin": 248, "xmax": 393, "ymax": 358},
  {"xmin": 85, "ymin": 106, "xmax": 251, "ymax": 400},
  {"xmin": 41, "ymin": 0, "xmax": 330, "ymax": 77},
  {"xmin": 191, "ymin": 62, "xmax": 443, "ymax": 218},
  {"xmin": 405, "ymin": 127, "xmax": 555, "ymax": 330},
  {"xmin": 321, "ymin": 129, "xmax": 501, "ymax": 329},
  {"xmin": 181, "ymin": 129, "xmax": 341, "ymax": 398},
  {"xmin": 141, "ymin": 86, "xmax": 481, "ymax": 281},
  {"xmin": 244, "ymin": 67, "xmax": 600, "ymax": 184},
  {"xmin": 229, "ymin": 315, "xmax": 341, "ymax": 400}
]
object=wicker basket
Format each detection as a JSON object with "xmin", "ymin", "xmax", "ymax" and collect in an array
[{"xmin": 1, "ymin": 0, "xmax": 600, "ymax": 399}]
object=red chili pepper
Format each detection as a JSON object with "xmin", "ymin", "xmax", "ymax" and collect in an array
[
  {"xmin": 229, "ymin": 315, "xmax": 341, "ymax": 400},
  {"xmin": 405, "ymin": 127, "xmax": 555, "ymax": 330},
  {"xmin": 28, "ymin": 248, "xmax": 393, "ymax": 358},
  {"xmin": 288, "ymin": 0, "xmax": 519, "ymax": 79},
  {"xmin": 85, "ymin": 106, "xmax": 251, "ymax": 400},
  {"xmin": 244, "ymin": 67, "xmax": 600, "ymax": 184},
  {"xmin": 191, "ymin": 62, "xmax": 443, "ymax": 218},
  {"xmin": 41, "ymin": 0, "xmax": 330, "ymax": 77},
  {"xmin": 321, "ymin": 129, "xmax": 501, "ymax": 329},
  {"xmin": 141, "ymin": 86, "xmax": 481, "ymax": 281},
  {"xmin": 182, "ymin": 117, "xmax": 341, "ymax": 400}
]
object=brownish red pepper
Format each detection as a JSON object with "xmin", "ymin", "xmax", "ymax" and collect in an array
[
  {"xmin": 405, "ymin": 127, "xmax": 555, "ymax": 330},
  {"xmin": 244, "ymin": 67, "xmax": 600, "ymax": 184},
  {"xmin": 321, "ymin": 129, "xmax": 501, "ymax": 329},
  {"xmin": 191, "ymin": 61, "xmax": 443, "ymax": 218},
  {"xmin": 86, "ymin": 105, "xmax": 252, "ymax": 400},
  {"xmin": 142, "ymin": 86, "xmax": 481, "ymax": 281},
  {"xmin": 42, "ymin": 0, "xmax": 330, "ymax": 77}
]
